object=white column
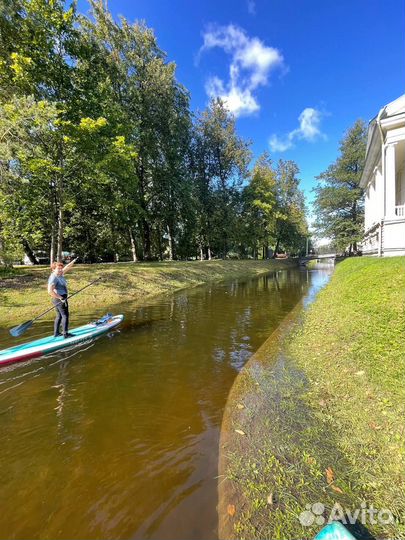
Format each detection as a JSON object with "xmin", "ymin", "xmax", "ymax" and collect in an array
[
  {"xmin": 385, "ymin": 143, "xmax": 397, "ymax": 219},
  {"xmin": 364, "ymin": 185, "xmax": 369, "ymax": 229},
  {"xmin": 371, "ymin": 178, "xmax": 376, "ymax": 225},
  {"xmin": 375, "ymin": 168, "xmax": 383, "ymax": 220}
]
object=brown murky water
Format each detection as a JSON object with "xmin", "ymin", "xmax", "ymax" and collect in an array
[{"xmin": 0, "ymin": 267, "xmax": 332, "ymax": 539}]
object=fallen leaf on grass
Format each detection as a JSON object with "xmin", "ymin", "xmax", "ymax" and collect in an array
[
  {"xmin": 331, "ymin": 485, "xmax": 344, "ymax": 494},
  {"xmin": 227, "ymin": 504, "xmax": 236, "ymax": 517},
  {"xmin": 355, "ymin": 370, "xmax": 365, "ymax": 376},
  {"xmin": 235, "ymin": 429, "xmax": 246, "ymax": 436},
  {"xmin": 325, "ymin": 467, "xmax": 335, "ymax": 484},
  {"xmin": 369, "ymin": 422, "xmax": 382, "ymax": 430},
  {"xmin": 319, "ymin": 399, "xmax": 327, "ymax": 407},
  {"xmin": 267, "ymin": 493, "xmax": 273, "ymax": 505}
]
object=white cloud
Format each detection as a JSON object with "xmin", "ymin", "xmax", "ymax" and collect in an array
[
  {"xmin": 199, "ymin": 24, "xmax": 284, "ymax": 117},
  {"xmin": 268, "ymin": 135, "xmax": 293, "ymax": 152},
  {"xmin": 293, "ymin": 108, "xmax": 323, "ymax": 141},
  {"xmin": 269, "ymin": 107, "xmax": 325, "ymax": 152}
]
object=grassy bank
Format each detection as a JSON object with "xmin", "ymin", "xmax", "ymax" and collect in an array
[
  {"xmin": 219, "ymin": 257, "xmax": 405, "ymax": 539},
  {"xmin": 0, "ymin": 259, "xmax": 296, "ymax": 329}
]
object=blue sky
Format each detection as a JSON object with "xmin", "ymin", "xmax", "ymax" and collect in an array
[{"xmin": 78, "ymin": 0, "xmax": 404, "ymax": 218}]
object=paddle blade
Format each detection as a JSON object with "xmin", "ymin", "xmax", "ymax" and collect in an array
[{"xmin": 9, "ymin": 320, "xmax": 33, "ymax": 337}]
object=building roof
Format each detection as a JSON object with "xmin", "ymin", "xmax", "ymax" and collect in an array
[
  {"xmin": 360, "ymin": 95, "xmax": 405, "ymax": 188},
  {"xmin": 383, "ymin": 94, "xmax": 405, "ymax": 117}
]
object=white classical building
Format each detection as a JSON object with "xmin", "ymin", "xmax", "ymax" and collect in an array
[{"xmin": 360, "ymin": 95, "xmax": 405, "ymax": 256}]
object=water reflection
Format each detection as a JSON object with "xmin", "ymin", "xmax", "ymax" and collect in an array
[{"xmin": 0, "ymin": 267, "xmax": 332, "ymax": 539}]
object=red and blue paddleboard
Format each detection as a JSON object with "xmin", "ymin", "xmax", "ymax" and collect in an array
[{"xmin": 0, "ymin": 314, "xmax": 124, "ymax": 367}]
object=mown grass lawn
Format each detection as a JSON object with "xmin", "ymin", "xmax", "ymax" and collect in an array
[{"xmin": 220, "ymin": 257, "xmax": 405, "ymax": 540}]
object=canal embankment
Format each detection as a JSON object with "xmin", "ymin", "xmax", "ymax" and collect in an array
[
  {"xmin": 0, "ymin": 259, "xmax": 296, "ymax": 330},
  {"xmin": 0, "ymin": 264, "xmax": 309, "ymax": 539},
  {"xmin": 219, "ymin": 256, "xmax": 405, "ymax": 540}
]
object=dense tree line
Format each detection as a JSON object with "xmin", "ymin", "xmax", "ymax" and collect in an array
[{"xmin": 0, "ymin": 0, "xmax": 308, "ymax": 264}]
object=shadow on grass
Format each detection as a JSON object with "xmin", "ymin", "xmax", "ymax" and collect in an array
[{"xmin": 344, "ymin": 520, "xmax": 377, "ymax": 540}]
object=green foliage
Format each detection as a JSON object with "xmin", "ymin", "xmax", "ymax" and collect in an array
[
  {"xmin": 192, "ymin": 98, "xmax": 252, "ymax": 258},
  {"xmin": 0, "ymin": 96, "xmax": 59, "ymax": 252},
  {"xmin": 0, "ymin": 0, "xmax": 309, "ymax": 263},
  {"xmin": 241, "ymin": 152, "xmax": 276, "ymax": 257},
  {"xmin": 314, "ymin": 120, "xmax": 367, "ymax": 253},
  {"xmin": 241, "ymin": 155, "xmax": 308, "ymax": 258}
]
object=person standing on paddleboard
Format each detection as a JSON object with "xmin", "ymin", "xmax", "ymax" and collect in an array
[{"xmin": 48, "ymin": 258, "xmax": 78, "ymax": 338}]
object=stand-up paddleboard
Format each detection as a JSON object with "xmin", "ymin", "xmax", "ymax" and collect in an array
[
  {"xmin": 315, "ymin": 522, "xmax": 356, "ymax": 540},
  {"xmin": 0, "ymin": 314, "xmax": 124, "ymax": 367}
]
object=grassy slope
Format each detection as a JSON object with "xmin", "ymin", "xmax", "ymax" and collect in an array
[
  {"xmin": 220, "ymin": 257, "xmax": 405, "ymax": 540},
  {"xmin": 0, "ymin": 259, "xmax": 295, "ymax": 328}
]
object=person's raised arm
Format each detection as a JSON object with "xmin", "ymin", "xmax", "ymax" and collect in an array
[{"xmin": 63, "ymin": 257, "xmax": 78, "ymax": 274}]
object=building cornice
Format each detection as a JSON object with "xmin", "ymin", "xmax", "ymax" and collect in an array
[{"xmin": 381, "ymin": 112, "xmax": 405, "ymax": 130}]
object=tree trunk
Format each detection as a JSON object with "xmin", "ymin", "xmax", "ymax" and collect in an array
[
  {"xmin": 273, "ymin": 221, "xmax": 284, "ymax": 258},
  {"xmin": 50, "ymin": 225, "xmax": 56, "ymax": 264},
  {"xmin": 56, "ymin": 163, "xmax": 64, "ymax": 262},
  {"xmin": 49, "ymin": 188, "xmax": 57, "ymax": 263},
  {"xmin": 273, "ymin": 236, "xmax": 281, "ymax": 258},
  {"xmin": 142, "ymin": 218, "xmax": 152, "ymax": 260},
  {"xmin": 57, "ymin": 202, "xmax": 63, "ymax": 262},
  {"xmin": 129, "ymin": 228, "xmax": 138, "ymax": 262},
  {"xmin": 157, "ymin": 226, "xmax": 163, "ymax": 261},
  {"xmin": 21, "ymin": 238, "xmax": 39, "ymax": 265},
  {"xmin": 137, "ymin": 158, "xmax": 152, "ymax": 260},
  {"xmin": 167, "ymin": 225, "xmax": 173, "ymax": 261}
]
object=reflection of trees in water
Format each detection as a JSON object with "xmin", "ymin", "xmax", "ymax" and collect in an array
[{"xmin": 130, "ymin": 269, "xmax": 312, "ymax": 427}]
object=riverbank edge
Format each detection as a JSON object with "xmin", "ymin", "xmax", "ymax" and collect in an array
[
  {"xmin": 217, "ymin": 275, "xmax": 310, "ymax": 539},
  {"xmin": 218, "ymin": 257, "xmax": 405, "ymax": 540},
  {"xmin": 0, "ymin": 259, "xmax": 297, "ymax": 329}
]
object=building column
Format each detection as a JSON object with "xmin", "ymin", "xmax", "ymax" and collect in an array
[{"xmin": 385, "ymin": 143, "xmax": 397, "ymax": 219}]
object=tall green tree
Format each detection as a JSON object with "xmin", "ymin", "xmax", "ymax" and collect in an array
[
  {"xmin": 0, "ymin": 0, "xmax": 86, "ymax": 261},
  {"xmin": 272, "ymin": 160, "xmax": 308, "ymax": 256},
  {"xmin": 0, "ymin": 96, "xmax": 137, "ymax": 263},
  {"xmin": 242, "ymin": 152, "xmax": 277, "ymax": 258},
  {"xmin": 0, "ymin": 97, "xmax": 59, "ymax": 263},
  {"xmin": 314, "ymin": 119, "xmax": 367, "ymax": 254},
  {"xmin": 85, "ymin": 2, "xmax": 192, "ymax": 260},
  {"xmin": 192, "ymin": 99, "xmax": 251, "ymax": 259}
]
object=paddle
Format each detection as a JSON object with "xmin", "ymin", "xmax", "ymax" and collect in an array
[{"xmin": 9, "ymin": 278, "xmax": 102, "ymax": 337}]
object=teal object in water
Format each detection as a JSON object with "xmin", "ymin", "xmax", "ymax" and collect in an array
[
  {"xmin": 0, "ymin": 314, "xmax": 124, "ymax": 367},
  {"xmin": 315, "ymin": 522, "xmax": 356, "ymax": 540}
]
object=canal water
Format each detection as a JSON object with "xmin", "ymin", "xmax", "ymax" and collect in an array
[{"xmin": 0, "ymin": 267, "xmax": 332, "ymax": 539}]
